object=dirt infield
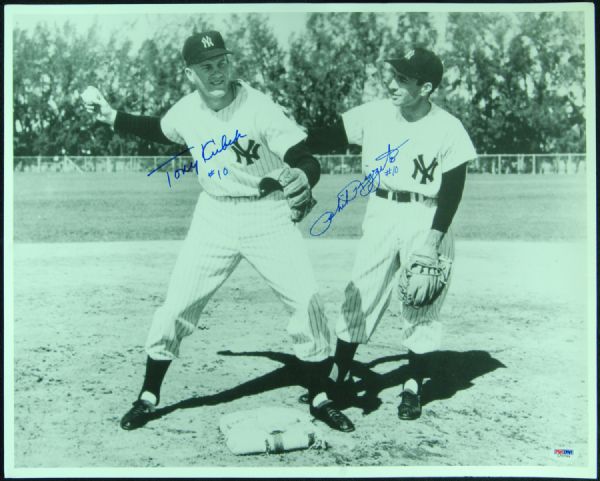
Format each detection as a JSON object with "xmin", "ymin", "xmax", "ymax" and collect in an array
[{"xmin": 11, "ymin": 238, "xmax": 590, "ymax": 468}]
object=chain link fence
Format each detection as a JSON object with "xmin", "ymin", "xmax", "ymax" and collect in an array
[
  {"xmin": 472, "ymin": 154, "xmax": 586, "ymax": 174},
  {"xmin": 13, "ymin": 153, "xmax": 586, "ymax": 175},
  {"xmin": 13, "ymin": 156, "xmax": 168, "ymax": 173}
]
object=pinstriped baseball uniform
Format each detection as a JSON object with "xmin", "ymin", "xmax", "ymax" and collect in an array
[
  {"xmin": 146, "ymin": 80, "xmax": 331, "ymax": 362},
  {"xmin": 160, "ymin": 80, "xmax": 300, "ymax": 196},
  {"xmin": 336, "ymin": 100, "xmax": 476, "ymax": 354}
]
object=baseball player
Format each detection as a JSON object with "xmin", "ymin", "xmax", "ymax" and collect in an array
[
  {"xmin": 305, "ymin": 48, "xmax": 476, "ymax": 420},
  {"xmin": 82, "ymin": 30, "xmax": 354, "ymax": 433}
]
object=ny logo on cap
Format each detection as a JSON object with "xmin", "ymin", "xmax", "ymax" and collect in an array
[
  {"xmin": 404, "ymin": 49, "xmax": 415, "ymax": 60},
  {"xmin": 201, "ymin": 36, "xmax": 214, "ymax": 48}
]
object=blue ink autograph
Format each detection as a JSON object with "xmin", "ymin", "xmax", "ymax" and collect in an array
[
  {"xmin": 146, "ymin": 129, "xmax": 245, "ymax": 187},
  {"xmin": 208, "ymin": 167, "xmax": 229, "ymax": 179},
  {"xmin": 201, "ymin": 129, "xmax": 246, "ymax": 162},
  {"xmin": 309, "ymin": 139, "xmax": 409, "ymax": 237},
  {"xmin": 146, "ymin": 146, "xmax": 197, "ymax": 188}
]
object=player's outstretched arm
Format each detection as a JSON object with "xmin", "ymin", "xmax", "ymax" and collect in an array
[
  {"xmin": 305, "ymin": 115, "xmax": 350, "ymax": 155},
  {"xmin": 80, "ymin": 85, "xmax": 175, "ymax": 145},
  {"xmin": 113, "ymin": 112, "xmax": 174, "ymax": 145}
]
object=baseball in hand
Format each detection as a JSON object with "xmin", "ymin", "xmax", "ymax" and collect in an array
[
  {"xmin": 81, "ymin": 86, "xmax": 115, "ymax": 124},
  {"xmin": 81, "ymin": 86, "xmax": 104, "ymax": 105}
]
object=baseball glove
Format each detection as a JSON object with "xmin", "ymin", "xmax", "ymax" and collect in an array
[
  {"xmin": 259, "ymin": 166, "xmax": 317, "ymax": 223},
  {"xmin": 398, "ymin": 253, "xmax": 452, "ymax": 308}
]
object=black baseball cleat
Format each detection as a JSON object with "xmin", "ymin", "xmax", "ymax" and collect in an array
[
  {"xmin": 120, "ymin": 399, "xmax": 156, "ymax": 430},
  {"xmin": 310, "ymin": 400, "xmax": 355, "ymax": 432},
  {"xmin": 397, "ymin": 390, "xmax": 422, "ymax": 420}
]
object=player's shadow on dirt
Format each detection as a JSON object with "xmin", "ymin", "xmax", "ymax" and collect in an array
[
  {"xmin": 151, "ymin": 349, "xmax": 504, "ymax": 421},
  {"xmin": 151, "ymin": 351, "xmax": 304, "ymax": 419},
  {"xmin": 349, "ymin": 350, "xmax": 506, "ymax": 414}
]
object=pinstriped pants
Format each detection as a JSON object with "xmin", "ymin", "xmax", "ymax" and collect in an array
[
  {"xmin": 145, "ymin": 192, "xmax": 331, "ymax": 362},
  {"xmin": 335, "ymin": 195, "xmax": 455, "ymax": 354}
]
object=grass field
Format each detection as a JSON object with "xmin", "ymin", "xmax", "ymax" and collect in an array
[{"xmin": 12, "ymin": 172, "xmax": 588, "ymax": 242}]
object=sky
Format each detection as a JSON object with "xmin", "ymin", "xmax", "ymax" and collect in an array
[
  {"xmin": 11, "ymin": 9, "xmax": 450, "ymax": 55},
  {"xmin": 11, "ymin": 11, "xmax": 310, "ymax": 49}
]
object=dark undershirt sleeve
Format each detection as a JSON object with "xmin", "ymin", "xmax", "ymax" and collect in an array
[
  {"xmin": 113, "ymin": 111, "xmax": 175, "ymax": 145},
  {"xmin": 305, "ymin": 115, "xmax": 349, "ymax": 154},
  {"xmin": 431, "ymin": 162, "xmax": 468, "ymax": 233},
  {"xmin": 283, "ymin": 140, "xmax": 321, "ymax": 188}
]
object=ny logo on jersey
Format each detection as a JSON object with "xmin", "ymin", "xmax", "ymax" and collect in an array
[
  {"xmin": 412, "ymin": 154, "xmax": 438, "ymax": 184},
  {"xmin": 231, "ymin": 138, "xmax": 261, "ymax": 166},
  {"xmin": 201, "ymin": 36, "xmax": 214, "ymax": 48}
]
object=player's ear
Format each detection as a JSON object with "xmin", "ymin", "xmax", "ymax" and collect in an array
[
  {"xmin": 420, "ymin": 82, "xmax": 433, "ymax": 97},
  {"xmin": 184, "ymin": 67, "xmax": 196, "ymax": 83}
]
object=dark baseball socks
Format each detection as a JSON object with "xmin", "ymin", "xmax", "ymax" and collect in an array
[
  {"xmin": 329, "ymin": 339, "xmax": 359, "ymax": 385},
  {"xmin": 137, "ymin": 348, "xmax": 366, "ymax": 408},
  {"xmin": 139, "ymin": 355, "xmax": 341, "ymax": 408},
  {"xmin": 138, "ymin": 356, "xmax": 171, "ymax": 406},
  {"xmin": 403, "ymin": 350, "xmax": 425, "ymax": 393}
]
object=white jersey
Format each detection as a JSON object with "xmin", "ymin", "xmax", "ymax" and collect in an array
[
  {"xmin": 145, "ymin": 81, "xmax": 331, "ymax": 365},
  {"xmin": 160, "ymin": 80, "xmax": 306, "ymax": 197},
  {"xmin": 342, "ymin": 100, "xmax": 477, "ymax": 198}
]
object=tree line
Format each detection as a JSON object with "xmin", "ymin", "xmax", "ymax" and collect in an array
[{"xmin": 12, "ymin": 11, "xmax": 586, "ymax": 156}]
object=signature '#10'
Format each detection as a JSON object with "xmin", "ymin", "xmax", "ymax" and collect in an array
[
  {"xmin": 146, "ymin": 129, "xmax": 245, "ymax": 188},
  {"xmin": 309, "ymin": 139, "xmax": 409, "ymax": 237}
]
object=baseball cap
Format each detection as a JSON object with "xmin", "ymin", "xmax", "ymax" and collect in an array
[
  {"xmin": 182, "ymin": 30, "xmax": 233, "ymax": 66},
  {"xmin": 385, "ymin": 48, "xmax": 444, "ymax": 89}
]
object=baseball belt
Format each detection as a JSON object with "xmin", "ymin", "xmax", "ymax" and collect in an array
[{"xmin": 375, "ymin": 188, "xmax": 432, "ymax": 203}]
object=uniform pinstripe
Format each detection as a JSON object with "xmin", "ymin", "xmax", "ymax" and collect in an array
[
  {"xmin": 160, "ymin": 80, "xmax": 303, "ymax": 197},
  {"xmin": 335, "ymin": 99, "xmax": 476, "ymax": 354},
  {"xmin": 336, "ymin": 196, "xmax": 454, "ymax": 353},
  {"xmin": 146, "ymin": 81, "xmax": 330, "ymax": 363},
  {"xmin": 116, "ymin": 33, "xmax": 356, "ymax": 433}
]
